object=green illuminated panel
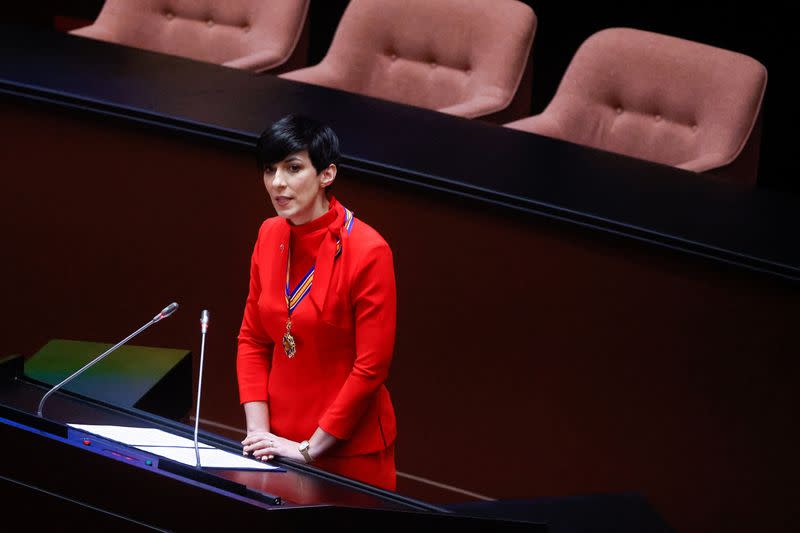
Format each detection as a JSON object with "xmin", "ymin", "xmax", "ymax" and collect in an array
[{"xmin": 25, "ymin": 339, "xmax": 190, "ymax": 408}]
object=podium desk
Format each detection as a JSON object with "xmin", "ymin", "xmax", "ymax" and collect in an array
[
  {"xmin": 0, "ymin": 356, "xmax": 540, "ymax": 530},
  {"xmin": 1, "ymin": 23, "xmax": 799, "ymax": 533}
]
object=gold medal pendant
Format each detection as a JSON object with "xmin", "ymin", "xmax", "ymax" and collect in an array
[{"xmin": 282, "ymin": 318, "xmax": 296, "ymax": 358}]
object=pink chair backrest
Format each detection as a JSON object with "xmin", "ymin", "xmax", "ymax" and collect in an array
[
  {"xmin": 538, "ymin": 28, "xmax": 767, "ymax": 173},
  {"xmin": 70, "ymin": 0, "xmax": 308, "ymax": 69},
  {"xmin": 314, "ymin": 0, "xmax": 536, "ymax": 111}
]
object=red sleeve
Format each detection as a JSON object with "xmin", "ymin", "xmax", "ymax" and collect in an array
[
  {"xmin": 318, "ymin": 242, "xmax": 396, "ymax": 439},
  {"xmin": 236, "ymin": 228, "xmax": 274, "ymax": 404}
]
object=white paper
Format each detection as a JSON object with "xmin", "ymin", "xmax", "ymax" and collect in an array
[
  {"xmin": 135, "ymin": 445, "xmax": 279, "ymax": 470},
  {"xmin": 68, "ymin": 423, "xmax": 279, "ymax": 471},
  {"xmin": 69, "ymin": 424, "xmax": 213, "ymax": 448}
]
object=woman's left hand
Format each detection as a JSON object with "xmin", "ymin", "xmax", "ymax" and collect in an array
[{"xmin": 242, "ymin": 431, "xmax": 304, "ymax": 462}]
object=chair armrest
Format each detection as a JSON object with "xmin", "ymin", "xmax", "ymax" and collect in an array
[
  {"xmin": 279, "ymin": 63, "xmax": 339, "ymax": 83},
  {"xmin": 677, "ymin": 152, "xmax": 731, "ymax": 172},
  {"xmin": 223, "ymin": 49, "xmax": 286, "ymax": 74},
  {"xmin": 437, "ymin": 95, "xmax": 512, "ymax": 119},
  {"xmin": 69, "ymin": 25, "xmax": 115, "ymax": 42},
  {"xmin": 504, "ymin": 113, "xmax": 564, "ymax": 139}
]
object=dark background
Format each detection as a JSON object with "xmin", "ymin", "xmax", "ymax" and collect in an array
[{"xmin": 4, "ymin": 0, "xmax": 794, "ymax": 194}]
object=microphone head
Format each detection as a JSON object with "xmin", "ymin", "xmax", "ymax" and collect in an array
[
  {"xmin": 154, "ymin": 302, "xmax": 179, "ymax": 322},
  {"xmin": 201, "ymin": 310, "xmax": 210, "ymax": 333}
]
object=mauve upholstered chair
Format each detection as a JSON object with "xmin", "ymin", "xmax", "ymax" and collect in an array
[
  {"xmin": 505, "ymin": 28, "xmax": 768, "ymax": 185},
  {"xmin": 69, "ymin": 0, "xmax": 310, "ymax": 74},
  {"xmin": 280, "ymin": 0, "xmax": 537, "ymax": 122}
]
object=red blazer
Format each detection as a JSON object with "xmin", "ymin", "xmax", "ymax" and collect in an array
[{"xmin": 237, "ymin": 200, "xmax": 397, "ymax": 457}]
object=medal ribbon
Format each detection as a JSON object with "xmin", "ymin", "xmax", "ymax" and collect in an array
[{"xmin": 285, "ymin": 207, "xmax": 354, "ymax": 315}]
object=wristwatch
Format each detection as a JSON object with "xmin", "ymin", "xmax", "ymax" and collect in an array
[{"xmin": 298, "ymin": 440, "xmax": 314, "ymax": 463}]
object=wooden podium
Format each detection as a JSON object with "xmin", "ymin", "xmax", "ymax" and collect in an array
[{"xmin": 0, "ymin": 354, "xmax": 544, "ymax": 531}]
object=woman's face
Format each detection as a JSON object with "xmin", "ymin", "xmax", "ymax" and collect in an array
[{"xmin": 263, "ymin": 150, "xmax": 336, "ymax": 225}]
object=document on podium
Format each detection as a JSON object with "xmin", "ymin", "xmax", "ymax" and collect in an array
[{"xmin": 69, "ymin": 423, "xmax": 279, "ymax": 471}]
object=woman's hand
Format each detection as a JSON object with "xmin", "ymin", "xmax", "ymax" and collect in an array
[{"xmin": 242, "ymin": 431, "xmax": 305, "ymax": 463}]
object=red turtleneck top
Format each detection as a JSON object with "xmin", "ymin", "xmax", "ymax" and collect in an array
[
  {"xmin": 236, "ymin": 197, "xmax": 397, "ymax": 464},
  {"xmin": 287, "ymin": 200, "xmax": 338, "ymax": 290}
]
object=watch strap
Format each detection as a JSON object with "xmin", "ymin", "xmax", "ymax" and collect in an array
[{"xmin": 299, "ymin": 440, "xmax": 313, "ymax": 463}]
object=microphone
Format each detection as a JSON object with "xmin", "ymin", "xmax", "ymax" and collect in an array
[
  {"xmin": 154, "ymin": 302, "xmax": 179, "ymax": 322},
  {"xmin": 36, "ymin": 302, "xmax": 180, "ymax": 418},
  {"xmin": 194, "ymin": 309, "xmax": 209, "ymax": 467}
]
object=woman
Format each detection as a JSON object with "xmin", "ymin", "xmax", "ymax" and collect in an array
[{"xmin": 237, "ymin": 114, "xmax": 397, "ymax": 490}]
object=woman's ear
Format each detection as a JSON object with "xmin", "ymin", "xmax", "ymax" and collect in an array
[{"xmin": 320, "ymin": 164, "xmax": 337, "ymax": 188}]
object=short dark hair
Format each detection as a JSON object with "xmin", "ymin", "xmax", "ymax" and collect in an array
[{"xmin": 256, "ymin": 114, "xmax": 340, "ymax": 174}]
